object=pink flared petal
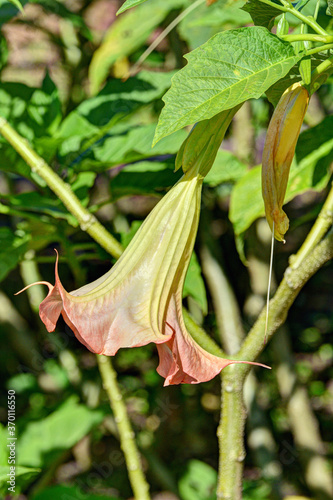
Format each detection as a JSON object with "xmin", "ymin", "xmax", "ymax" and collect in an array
[
  {"xmin": 36, "ymin": 252, "xmax": 172, "ymax": 355},
  {"xmin": 156, "ymin": 297, "xmax": 270, "ymax": 386},
  {"xmin": 15, "ymin": 280, "xmax": 62, "ymax": 332}
]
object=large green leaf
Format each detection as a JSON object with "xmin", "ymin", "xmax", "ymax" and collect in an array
[
  {"xmin": 327, "ymin": 0, "xmax": 333, "ymax": 15},
  {"xmin": 57, "ymin": 71, "xmax": 175, "ymax": 167},
  {"xmin": 241, "ymin": 0, "xmax": 282, "ymax": 29},
  {"xmin": 154, "ymin": 27, "xmax": 302, "ymax": 144},
  {"xmin": 17, "ymin": 397, "xmax": 104, "ymax": 468},
  {"xmin": 229, "ymin": 116, "xmax": 333, "ymax": 235},
  {"xmin": 89, "ymin": 0, "xmax": 188, "ymax": 94},
  {"xmin": 76, "ymin": 70, "xmax": 174, "ymax": 123}
]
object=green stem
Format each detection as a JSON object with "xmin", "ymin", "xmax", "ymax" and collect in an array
[
  {"xmin": 314, "ymin": 0, "xmax": 320, "ymax": 20},
  {"xmin": 280, "ymin": 34, "xmax": 333, "ymax": 43},
  {"xmin": 217, "ymin": 186, "xmax": 333, "ymax": 497},
  {"xmin": 96, "ymin": 355, "xmax": 151, "ymax": 500},
  {"xmin": 289, "ymin": 182, "xmax": 333, "ymax": 269},
  {"xmin": 0, "ymin": 117, "xmax": 123, "ymax": 259},
  {"xmin": 217, "ymin": 232, "xmax": 333, "ymax": 497},
  {"xmin": 310, "ymin": 56, "xmax": 333, "ymax": 93},
  {"xmin": 217, "ymin": 369, "xmax": 245, "ymax": 500},
  {"xmin": 258, "ymin": 0, "xmax": 328, "ymax": 35},
  {"xmin": 305, "ymin": 43, "xmax": 333, "ymax": 56}
]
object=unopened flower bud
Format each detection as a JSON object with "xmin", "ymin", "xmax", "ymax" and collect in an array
[{"xmin": 262, "ymin": 82, "xmax": 309, "ymax": 241}]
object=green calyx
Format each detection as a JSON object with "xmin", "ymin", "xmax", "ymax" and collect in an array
[{"xmin": 175, "ymin": 105, "xmax": 242, "ymax": 178}]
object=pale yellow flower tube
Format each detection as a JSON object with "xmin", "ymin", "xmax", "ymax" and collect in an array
[{"xmin": 18, "ymin": 107, "xmax": 269, "ymax": 385}]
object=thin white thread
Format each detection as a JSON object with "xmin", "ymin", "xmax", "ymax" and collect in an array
[{"xmin": 264, "ymin": 221, "xmax": 275, "ymax": 344}]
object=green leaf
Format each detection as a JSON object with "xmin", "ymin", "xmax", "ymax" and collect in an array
[
  {"xmin": 241, "ymin": 0, "xmax": 282, "ymax": 29},
  {"xmin": 0, "ymin": 465, "xmax": 40, "ymax": 485},
  {"xmin": 154, "ymin": 27, "xmax": 302, "ymax": 144},
  {"xmin": 89, "ymin": 0, "xmax": 188, "ymax": 94},
  {"xmin": 7, "ymin": 0, "xmax": 24, "ymax": 11},
  {"xmin": 0, "ymin": 73, "xmax": 62, "ymax": 178},
  {"xmin": 204, "ymin": 150, "xmax": 247, "ymax": 186},
  {"xmin": 110, "ymin": 160, "xmax": 182, "ymax": 200},
  {"xmin": 0, "ymin": 228, "xmax": 30, "ymax": 282},
  {"xmin": 266, "ymin": 54, "xmax": 325, "ymax": 106},
  {"xmin": 229, "ymin": 116, "xmax": 333, "ymax": 236},
  {"xmin": 17, "ymin": 397, "xmax": 104, "ymax": 468},
  {"xmin": 183, "ymin": 253, "xmax": 208, "ymax": 314},
  {"xmin": 57, "ymin": 71, "xmax": 175, "ymax": 165},
  {"xmin": 117, "ymin": 0, "xmax": 149, "ymax": 15},
  {"xmin": 178, "ymin": 459, "xmax": 217, "ymax": 500},
  {"xmin": 2, "ymin": 172, "xmax": 95, "ymax": 225},
  {"xmin": 327, "ymin": 0, "xmax": 333, "ymax": 15},
  {"xmin": 0, "ymin": 74, "xmax": 61, "ymax": 138},
  {"xmin": 91, "ymin": 124, "xmax": 187, "ymax": 168},
  {"xmin": 32, "ymin": 485, "xmax": 119, "ymax": 500},
  {"xmin": 2, "ymin": 192, "xmax": 74, "ymax": 222},
  {"xmin": 121, "ymin": 220, "xmax": 143, "ymax": 247},
  {"xmin": 0, "ymin": 0, "xmax": 26, "ymax": 25}
]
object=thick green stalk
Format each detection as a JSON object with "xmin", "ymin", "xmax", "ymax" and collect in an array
[
  {"xmin": 217, "ymin": 234, "xmax": 333, "ymax": 497},
  {"xmin": 217, "ymin": 187, "xmax": 333, "ymax": 498},
  {"xmin": 96, "ymin": 356, "xmax": 151, "ymax": 500},
  {"xmin": 217, "ymin": 368, "xmax": 246, "ymax": 500}
]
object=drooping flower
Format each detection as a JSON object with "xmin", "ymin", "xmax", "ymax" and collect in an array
[
  {"xmin": 262, "ymin": 82, "xmax": 309, "ymax": 241},
  {"xmin": 18, "ymin": 109, "xmax": 269, "ymax": 385}
]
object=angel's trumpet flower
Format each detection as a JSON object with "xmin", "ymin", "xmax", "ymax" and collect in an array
[
  {"xmin": 262, "ymin": 82, "xmax": 309, "ymax": 241},
  {"xmin": 18, "ymin": 108, "xmax": 269, "ymax": 385}
]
